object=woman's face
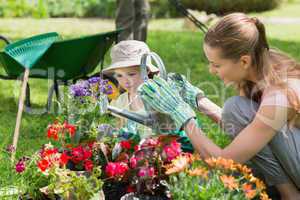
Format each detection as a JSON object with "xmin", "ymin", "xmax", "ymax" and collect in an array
[
  {"xmin": 113, "ymin": 66, "xmax": 144, "ymax": 92},
  {"xmin": 203, "ymin": 44, "xmax": 249, "ymax": 86}
]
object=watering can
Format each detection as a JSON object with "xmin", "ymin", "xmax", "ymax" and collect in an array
[{"xmin": 102, "ymin": 52, "xmax": 177, "ymax": 134}]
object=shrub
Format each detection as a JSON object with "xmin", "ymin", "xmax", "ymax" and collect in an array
[{"xmin": 180, "ymin": 0, "xmax": 282, "ymax": 15}]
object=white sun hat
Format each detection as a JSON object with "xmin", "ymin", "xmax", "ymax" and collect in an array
[{"xmin": 102, "ymin": 40, "xmax": 159, "ymax": 75}]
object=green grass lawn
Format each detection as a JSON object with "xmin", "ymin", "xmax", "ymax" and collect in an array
[
  {"xmin": 1, "ymin": 15, "xmax": 300, "ymax": 188},
  {"xmin": 250, "ymin": 0, "xmax": 300, "ymax": 18}
]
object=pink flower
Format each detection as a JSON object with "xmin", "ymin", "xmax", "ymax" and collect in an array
[
  {"xmin": 148, "ymin": 167, "xmax": 155, "ymax": 177},
  {"xmin": 130, "ymin": 156, "xmax": 137, "ymax": 168},
  {"xmin": 138, "ymin": 167, "xmax": 147, "ymax": 177},
  {"xmin": 15, "ymin": 161, "xmax": 25, "ymax": 173},
  {"xmin": 105, "ymin": 162, "xmax": 117, "ymax": 177},
  {"xmin": 138, "ymin": 166, "xmax": 155, "ymax": 177},
  {"xmin": 162, "ymin": 140, "xmax": 181, "ymax": 162},
  {"xmin": 141, "ymin": 138, "xmax": 159, "ymax": 148}
]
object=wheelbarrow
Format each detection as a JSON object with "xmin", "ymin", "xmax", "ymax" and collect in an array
[{"xmin": 0, "ymin": 30, "xmax": 121, "ymax": 112}]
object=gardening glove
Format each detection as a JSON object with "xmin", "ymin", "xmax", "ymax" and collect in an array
[
  {"xmin": 167, "ymin": 73, "xmax": 205, "ymax": 110},
  {"xmin": 138, "ymin": 76, "xmax": 196, "ymax": 131}
]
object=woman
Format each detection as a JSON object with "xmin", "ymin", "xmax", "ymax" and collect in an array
[{"xmin": 138, "ymin": 13, "xmax": 300, "ymax": 199}]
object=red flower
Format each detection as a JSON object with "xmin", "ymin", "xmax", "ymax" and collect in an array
[
  {"xmin": 15, "ymin": 161, "xmax": 25, "ymax": 173},
  {"xmin": 84, "ymin": 160, "xmax": 94, "ymax": 171},
  {"xmin": 38, "ymin": 159, "xmax": 50, "ymax": 172},
  {"xmin": 63, "ymin": 121, "xmax": 76, "ymax": 137},
  {"xmin": 88, "ymin": 142, "xmax": 95, "ymax": 149},
  {"xmin": 83, "ymin": 148, "xmax": 92, "ymax": 160},
  {"xmin": 120, "ymin": 140, "xmax": 131, "ymax": 150},
  {"xmin": 71, "ymin": 146, "xmax": 85, "ymax": 163},
  {"xmin": 134, "ymin": 145, "xmax": 140, "ymax": 152},
  {"xmin": 116, "ymin": 162, "xmax": 129, "ymax": 176},
  {"xmin": 47, "ymin": 126, "xmax": 59, "ymax": 141},
  {"xmin": 126, "ymin": 185, "xmax": 136, "ymax": 193},
  {"xmin": 60, "ymin": 152, "xmax": 70, "ymax": 166}
]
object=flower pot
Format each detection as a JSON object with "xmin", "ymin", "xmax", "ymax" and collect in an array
[
  {"xmin": 120, "ymin": 193, "xmax": 170, "ymax": 200},
  {"xmin": 103, "ymin": 181, "xmax": 128, "ymax": 200}
]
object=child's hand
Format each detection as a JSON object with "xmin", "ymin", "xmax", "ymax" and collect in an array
[
  {"xmin": 138, "ymin": 76, "xmax": 196, "ymax": 131},
  {"xmin": 167, "ymin": 73, "xmax": 205, "ymax": 110}
]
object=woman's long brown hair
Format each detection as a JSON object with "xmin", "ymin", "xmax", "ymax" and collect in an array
[{"xmin": 204, "ymin": 13, "xmax": 300, "ymax": 111}]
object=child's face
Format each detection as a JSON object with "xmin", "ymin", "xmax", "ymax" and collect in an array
[{"xmin": 113, "ymin": 66, "xmax": 144, "ymax": 92}]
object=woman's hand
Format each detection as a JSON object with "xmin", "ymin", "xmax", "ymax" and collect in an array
[
  {"xmin": 168, "ymin": 73, "xmax": 222, "ymax": 124},
  {"xmin": 138, "ymin": 76, "xmax": 196, "ymax": 131}
]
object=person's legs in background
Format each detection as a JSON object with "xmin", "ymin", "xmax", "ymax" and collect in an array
[
  {"xmin": 133, "ymin": 0, "xmax": 150, "ymax": 41},
  {"xmin": 116, "ymin": 0, "xmax": 135, "ymax": 42}
]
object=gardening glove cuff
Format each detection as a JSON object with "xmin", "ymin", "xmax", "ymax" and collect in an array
[{"xmin": 170, "ymin": 102, "xmax": 196, "ymax": 131}]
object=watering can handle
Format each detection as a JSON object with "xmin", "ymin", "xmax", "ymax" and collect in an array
[{"xmin": 140, "ymin": 52, "xmax": 167, "ymax": 81}]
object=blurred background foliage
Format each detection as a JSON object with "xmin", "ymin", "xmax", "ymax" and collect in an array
[{"xmin": 0, "ymin": 0, "xmax": 287, "ymax": 18}]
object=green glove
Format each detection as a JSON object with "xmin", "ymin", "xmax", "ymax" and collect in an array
[
  {"xmin": 138, "ymin": 76, "xmax": 196, "ymax": 131},
  {"xmin": 167, "ymin": 73, "xmax": 205, "ymax": 110}
]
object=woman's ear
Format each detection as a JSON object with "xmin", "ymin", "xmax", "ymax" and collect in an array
[{"xmin": 240, "ymin": 55, "xmax": 252, "ymax": 70}]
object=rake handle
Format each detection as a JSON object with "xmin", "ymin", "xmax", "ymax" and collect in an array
[{"xmin": 11, "ymin": 68, "xmax": 30, "ymax": 161}]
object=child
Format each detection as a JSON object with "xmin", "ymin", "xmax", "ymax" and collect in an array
[{"xmin": 102, "ymin": 40, "xmax": 159, "ymax": 139}]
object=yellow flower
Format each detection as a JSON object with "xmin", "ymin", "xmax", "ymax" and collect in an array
[
  {"xmin": 242, "ymin": 183, "xmax": 257, "ymax": 199},
  {"xmin": 188, "ymin": 167, "xmax": 209, "ymax": 179},
  {"xmin": 220, "ymin": 175, "xmax": 239, "ymax": 190}
]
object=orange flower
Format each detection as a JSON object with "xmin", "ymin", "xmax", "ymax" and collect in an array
[
  {"xmin": 242, "ymin": 183, "xmax": 257, "ymax": 199},
  {"xmin": 236, "ymin": 164, "xmax": 252, "ymax": 175},
  {"xmin": 220, "ymin": 175, "xmax": 239, "ymax": 190},
  {"xmin": 165, "ymin": 154, "xmax": 190, "ymax": 175},
  {"xmin": 205, "ymin": 157, "xmax": 218, "ymax": 167},
  {"xmin": 188, "ymin": 167, "xmax": 209, "ymax": 179},
  {"xmin": 260, "ymin": 192, "xmax": 270, "ymax": 200},
  {"xmin": 216, "ymin": 157, "xmax": 236, "ymax": 170},
  {"xmin": 255, "ymin": 179, "xmax": 266, "ymax": 191}
]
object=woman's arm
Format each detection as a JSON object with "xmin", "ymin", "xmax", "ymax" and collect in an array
[
  {"xmin": 184, "ymin": 104, "xmax": 295, "ymax": 163},
  {"xmin": 196, "ymin": 96, "xmax": 222, "ymax": 124}
]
